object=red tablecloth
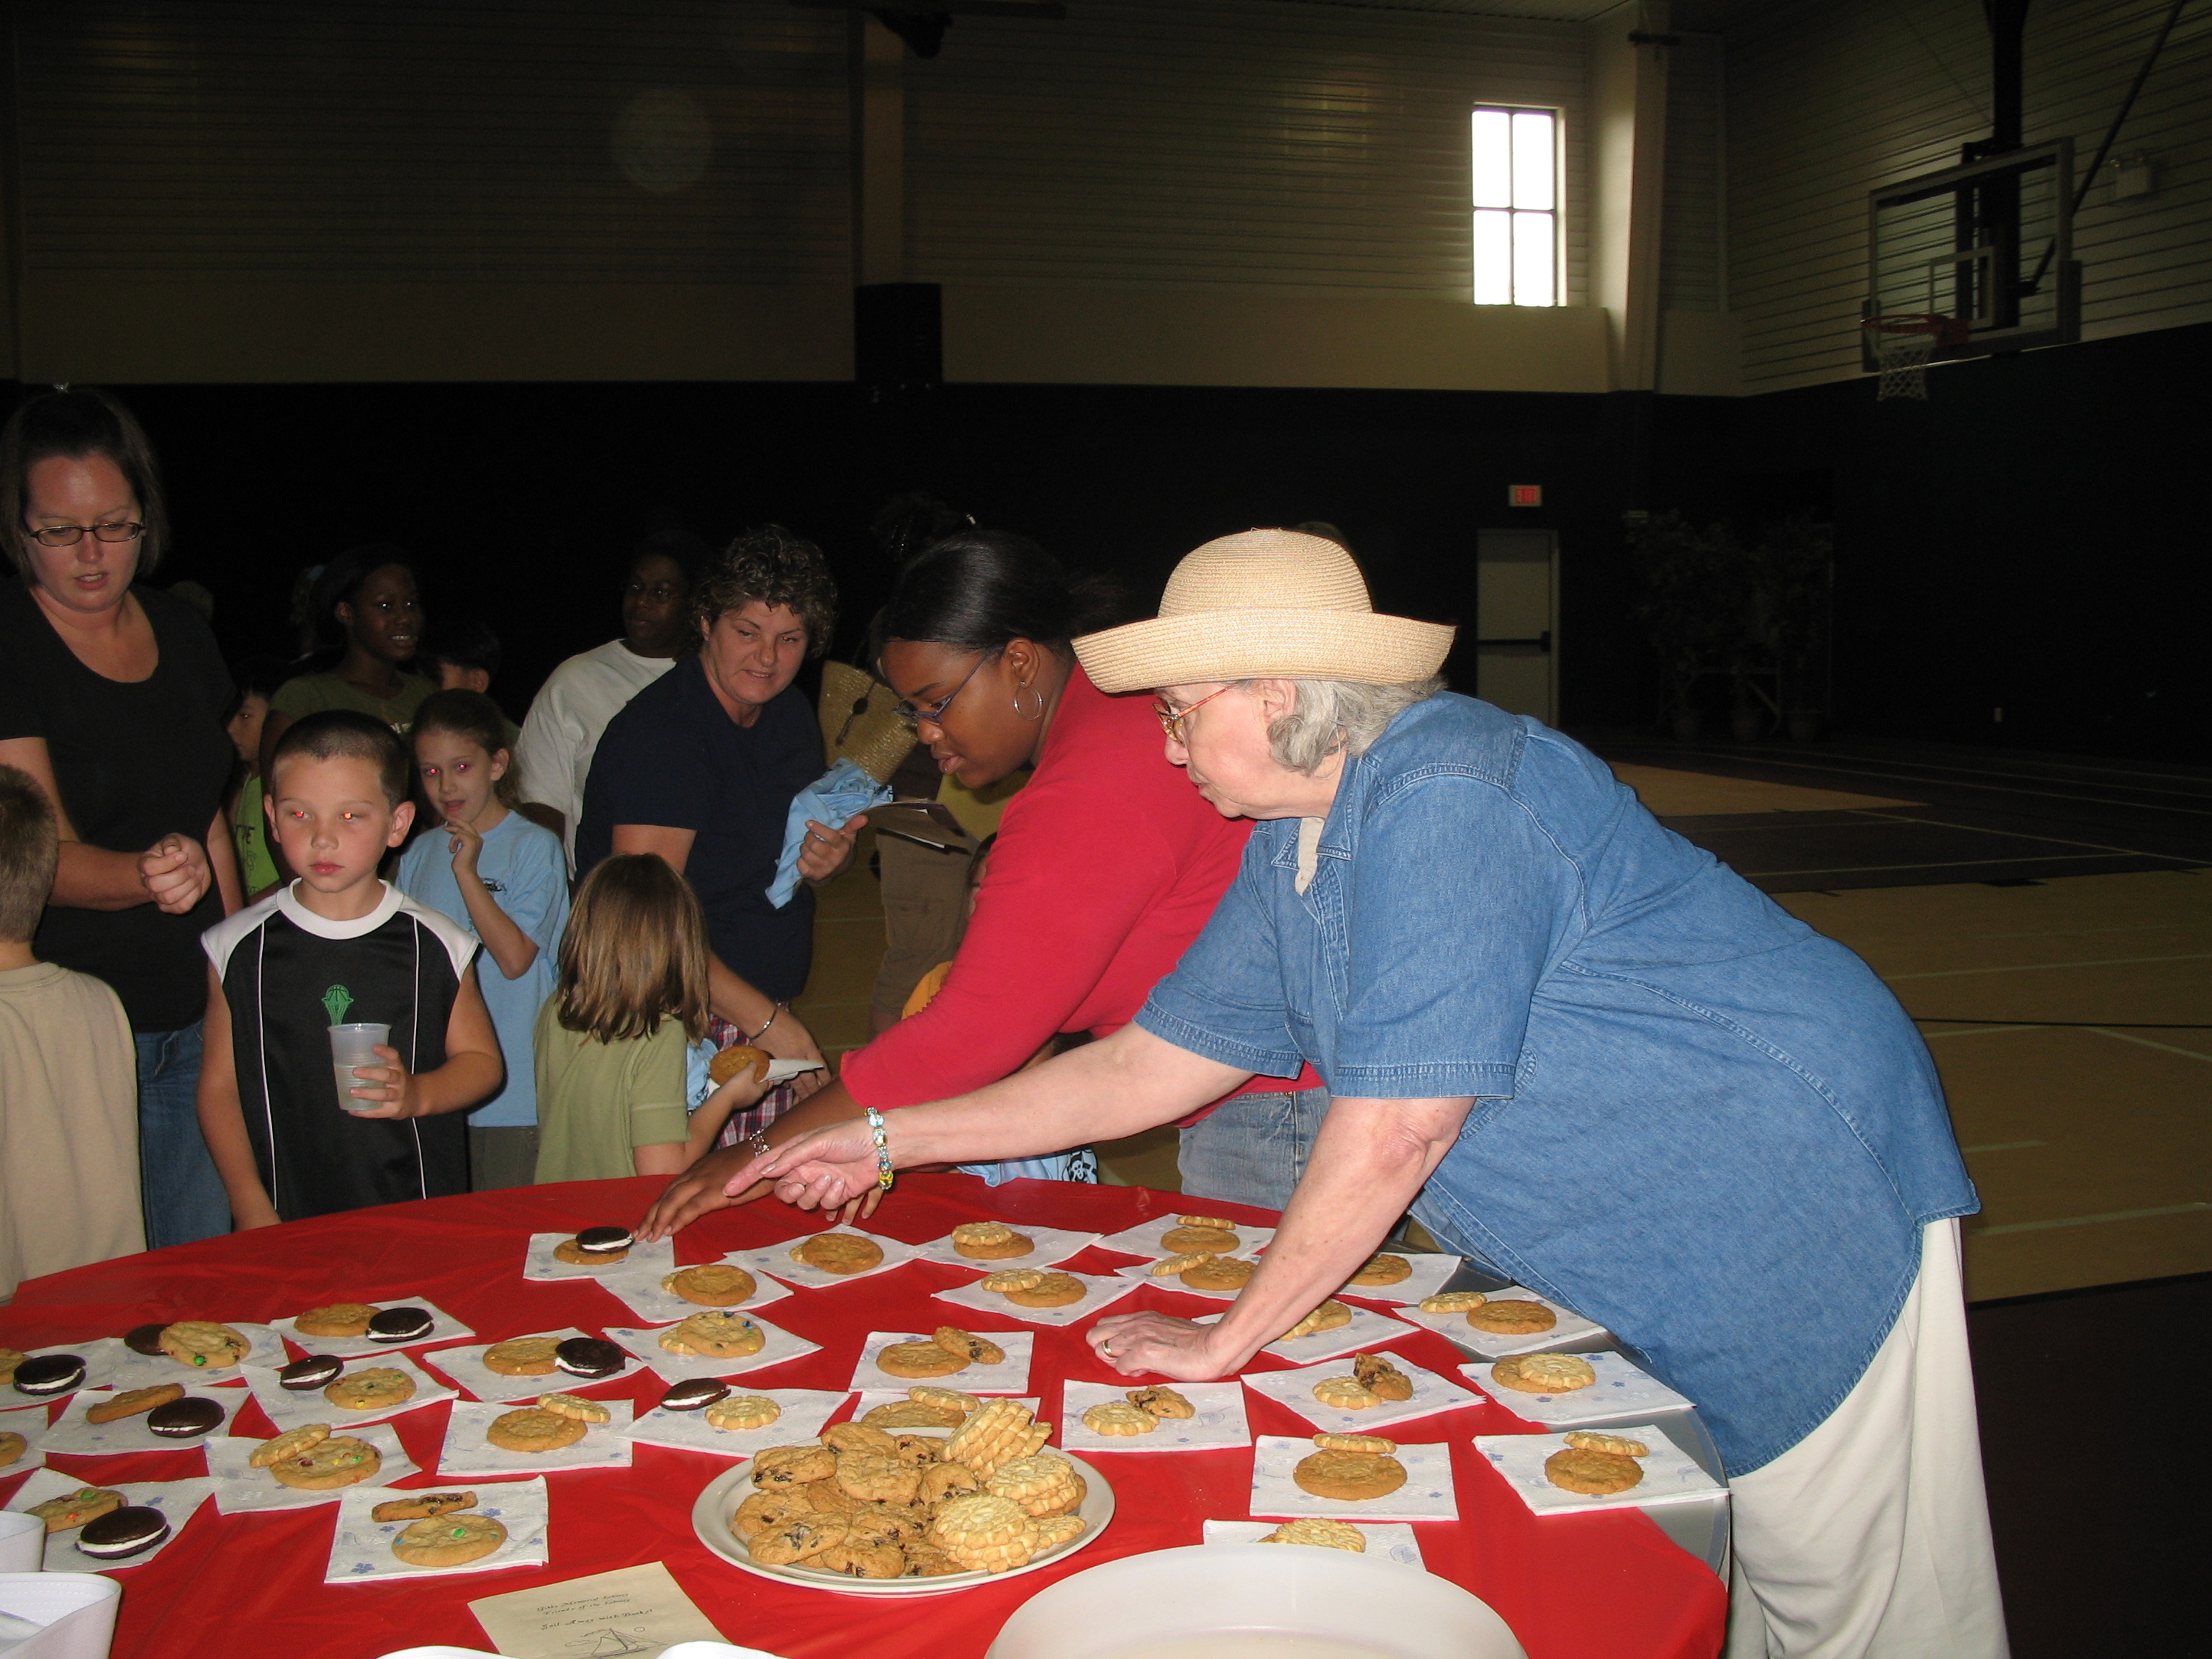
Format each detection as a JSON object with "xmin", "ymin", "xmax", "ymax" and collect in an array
[{"xmin": 1, "ymin": 1176, "xmax": 1725, "ymax": 1659}]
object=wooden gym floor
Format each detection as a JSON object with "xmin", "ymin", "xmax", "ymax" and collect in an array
[{"xmin": 795, "ymin": 740, "xmax": 2212, "ymax": 1302}]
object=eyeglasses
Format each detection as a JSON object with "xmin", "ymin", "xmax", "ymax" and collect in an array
[
  {"xmin": 28, "ymin": 521, "xmax": 143, "ymax": 548},
  {"xmin": 892, "ymin": 653, "xmax": 989, "ymax": 729},
  {"xmin": 1154, "ymin": 684, "xmax": 1235, "ymax": 744},
  {"xmin": 623, "ymin": 580, "xmax": 683, "ymax": 603}
]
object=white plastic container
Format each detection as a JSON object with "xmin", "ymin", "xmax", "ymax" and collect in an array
[
  {"xmin": 329, "ymin": 1022, "xmax": 392, "ymax": 1113},
  {"xmin": 0, "ymin": 1513, "xmax": 43, "ymax": 1574},
  {"xmin": 0, "ymin": 1573, "xmax": 121, "ymax": 1659}
]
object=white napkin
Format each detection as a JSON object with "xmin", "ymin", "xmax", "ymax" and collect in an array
[
  {"xmin": 13, "ymin": 1339, "xmax": 120, "ymax": 1397},
  {"xmin": 269, "ymin": 1300, "xmax": 476, "ymax": 1357},
  {"xmin": 1460, "ymin": 1351, "xmax": 1695, "ymax": 1426},
  {"xmin": 722, "ymin": 1229, "xmax": 927, "ymax": 1291},
  {"xmin": 0, "ymin": 1403, "xmax": 49, "ymax": 1475},
  {"xmin": 602, "ymin": 1319, "xmax": 822, "ymax": 1385},
  {"xmin": 325, "ymin": 1477, "xmax": 550, "ymax": 1584},
  {"xmin": 1058, "ymin": 1380, "xmax": 1250, "ymax": 1454},
  {"xmin": 4, "ymin": 1470, "xmax": 215, "ymax": 1573},
  {"xmin": 1195, "ymin": 1305, "xmax": 1421, "ymax": 1364},
  {"xmin": 1093, "ymin": 1216, "xmax": 1274, "ymax": 1261},
  {"xmin": 35, "ymin": 1387, "xmax": 244, "ymax": 1459},
  {"xmin": 846, "ymin": 1331, "xmax": 1033, "ymax": 1395},
  {"xmin": 104, "ymin": 1325, "xmax": 286, "ymax": 1390},
  {"xmin": 207, "ymin": 1420, "xmax": 418, "ymax": 1513},
  {"xmin": 908, "ymin": 1226, "xmax": 1105, "ymax": 1272},
  {"xmin": 585, "ymin": 1262, "xmax": 794, "ymax": 1326},
  {"xmin": 846, "ymin": 1394, "xmax": 1040, "ymax": 1437},
  {"xmin": 932, "ymin": 1271, "xmax": 1141, "ymax": 1328},
  {"xmin": 1247, "ymin": 1434, "xmax": 1458, "ymax": 1524},
  {"xmin": 1240, "ymin": 1357, "xmax": 1480, "ymax": 1436},
  {"xmin": 242, "ymin": 1352, "xmax": 458, "ymax": 1435},
  {"xmin": 1330, "ymin": 1255, "xmax": 1465, "ymax": 1308},
  {"xmin": 418, "ymin": 1329, "xmax": 629, "ymax": 1404},
  {"xmin": 521, "ymin": 1233, "xmax": 675, "ymax": 1283},
  {"xmin": 1202, "ymin": 1518, "xmax": 1426, "ymax": 1568},
  {"xmin": 1393, "ymin": 1287, "xmax": 1606, "ymax": 1358},
  {"xmin": 619, "ymin": 1388, "xmax": 849, "ymax": 1459},
  {"xmin": 1473, "ymin": 1424, "xmax": 1725, "ymax": 1515},
  {"xmin": 435, "ymin": 1400, "xmax": 635, "ymax": 1479}
]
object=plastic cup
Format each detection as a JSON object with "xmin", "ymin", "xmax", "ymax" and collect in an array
[
  {"xmin": 329, "ymin": 1023, "xmax": 392, "ymax": 1114},
  {"xmin": 0, "ymin": 1512, "xmax": 42, "ymax": 1573},
  {"xmin": 0, "ymin": 1572, "xmax": 122, "ymax": 1658}
]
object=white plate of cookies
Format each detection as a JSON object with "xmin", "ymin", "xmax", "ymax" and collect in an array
[{"xmin": 690, "ymin": 1405, "xmax": 1114, "ymax": 1596}]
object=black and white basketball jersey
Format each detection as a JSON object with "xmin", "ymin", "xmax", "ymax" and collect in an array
[{"xmin": 202, "ymin": 884, "xmax": 477, "ymax": 1220}]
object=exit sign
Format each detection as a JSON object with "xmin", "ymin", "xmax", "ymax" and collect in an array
[{"xmin": 1508, "ymin": 484, "xmax": 1543, "ymax": 508}]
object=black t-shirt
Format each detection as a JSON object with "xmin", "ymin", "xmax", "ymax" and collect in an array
[
  {"xmin": 0, "ymin": 583, "xmax": 235, "ymax": 1030},
  {"xmin": 575, "ymin": 655, "xmax": 821, "ymax": 1002},
  {"xmin": 201, "ymin": 884, "xmax": 473, "ymax": 1220}
]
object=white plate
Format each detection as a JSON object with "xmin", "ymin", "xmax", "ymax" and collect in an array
[
  {"xmin": 689, "ymin": 1452, "xmax": 1114, "ymax": 1596},
  {"xmin": 932, "ymin": 1272, "xmax": 1141, "ymax": 1329},
  {"xmin": 909, "ymin": 1226, "xmax": 1105, "ymax": 1273},
  {"xmin": 1459, "ymin": 1351, "xmax": 1694, "ymax": 1426},
  {"xmin": 522, "ymin": 1233, "xmax": 675, "ymax": 1283},
  {"xmin": 1240, "ymin": 1356, "xmax": 1480, "ymax": 1436},
  {"xmin": 269, "ymin": 1299, "xmax": 476, "ymax": 1357},
  {"xmin": 1395, "ymin": 1287, "xmax": 1606, "ymax": 1359}
]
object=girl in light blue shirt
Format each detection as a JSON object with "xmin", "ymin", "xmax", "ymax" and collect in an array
[{"xmin": 397, "ymin": 689, "xmax": 568, "ymax": 1190}]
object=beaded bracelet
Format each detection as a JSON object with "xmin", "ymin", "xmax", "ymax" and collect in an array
[{"xmin": 864, "ymin": 1107, "xmax": 895, "ymax": 1192}]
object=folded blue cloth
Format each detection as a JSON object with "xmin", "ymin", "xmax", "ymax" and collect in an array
[
  {"xmin": 768, "ymin": 757, "xmax": 894, "ymax": 909},
  {"xmin": 955, "ymin": 1148, "xmax": 1100, "ymax": 1186}
]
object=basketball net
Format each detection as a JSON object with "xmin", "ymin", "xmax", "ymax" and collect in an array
[{"xmin": 1863, "ymin": 314, "xmax": 1967, "ymax": 400}]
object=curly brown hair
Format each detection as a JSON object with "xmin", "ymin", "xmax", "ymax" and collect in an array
[{"xmin": 690, "ymin": 524, "xmax": 837, "ymax": 659}]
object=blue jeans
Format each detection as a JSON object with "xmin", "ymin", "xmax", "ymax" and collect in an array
[
  {"xmin": 1175, "ymin": 1087, "xmax": 1330, "ymax": 1212},
  {"xmin": 135, "ymin": 1022, "xmax": 230, "ymax": 1249}
]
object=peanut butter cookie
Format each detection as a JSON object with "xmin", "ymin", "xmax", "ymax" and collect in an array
[
  {"xmin": 486, "ymin": 1406, "xmax": 588, "ymax": 1454},
  {"xmin": 662, "ymin": 1264, "xmax": 757, "ymax": 1306}
]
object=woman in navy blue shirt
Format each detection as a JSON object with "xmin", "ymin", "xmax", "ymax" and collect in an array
[{"xmin": 737, "ymin": 531, "xmax": 2006, "ymax": 1659}]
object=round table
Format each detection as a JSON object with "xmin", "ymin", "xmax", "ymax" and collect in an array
[{"xmin": 0, "ymin": 1175, "xmax": 1726, "ymax": 1658}]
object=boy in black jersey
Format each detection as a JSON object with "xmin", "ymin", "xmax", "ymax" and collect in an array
[{"xmin": 196, "ymin": 711, "xmax": 503, "ymax": 1223}]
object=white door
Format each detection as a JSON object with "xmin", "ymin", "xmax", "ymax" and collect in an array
[{"xmin": 1475, "ymin": 529, "xmax": 1559, "ymax": 725}]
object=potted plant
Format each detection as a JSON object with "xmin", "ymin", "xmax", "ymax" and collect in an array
[{"xmin": 1631, "ymin": 513, "xmax": 1744, "ymax": 741}]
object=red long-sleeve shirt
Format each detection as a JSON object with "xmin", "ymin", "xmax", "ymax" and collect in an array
[{"xmin": 840, "ymin": 667, "xmax": 1318, "ymax": 1112}]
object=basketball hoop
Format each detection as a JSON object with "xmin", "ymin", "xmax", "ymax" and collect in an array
[{"xmin": 1862, "ymin": 313, "xmax": 1969, "ymax": 400}]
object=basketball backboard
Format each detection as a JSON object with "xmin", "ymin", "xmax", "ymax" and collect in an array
[{"xmin": 1865, "ymin": 138, "xmax": 2080, "ymax": 366}]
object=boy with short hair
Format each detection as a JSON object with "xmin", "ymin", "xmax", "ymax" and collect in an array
[
  {"xmin": 197, "ymin": 711, "xmax": 502, "ymax": 1224},
  {"xmin": 417, "ymin": 619, "xmax": 502, "ymax": 696},
  {"xmin": 0, "ymin": 764, "xmax": 144, "ymax": 1298}
]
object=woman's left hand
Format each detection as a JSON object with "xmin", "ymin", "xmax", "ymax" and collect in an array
[
  {"xmin": 1085, "ymin": 1310, "xmax": 1240, "ymax": 1380},
  {"xmin": 446, "ymin": 817, "xmax": 484, "ymax": 876},
  {"xmin": 139, "ymin": 832, "xmax": 213, "ymax": 914},
  {"xmin": 797, "ymin": 814, "xmax": 866, "ymax": 884}
]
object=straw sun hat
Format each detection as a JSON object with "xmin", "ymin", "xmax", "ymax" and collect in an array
[{"xmin": 1072, "ymin": 529, "xmax": 1455, "ymax": 694}]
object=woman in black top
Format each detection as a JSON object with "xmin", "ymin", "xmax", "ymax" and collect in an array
[{"xmin": 0, "ymin": 389, "xmax": 240, "ymax": 1248}]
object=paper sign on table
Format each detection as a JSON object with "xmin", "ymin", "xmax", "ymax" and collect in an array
[
  {"xmin": 848, "ymin": 1331, "xmax": 1033, "ymax": 1395},
  {"xmin": 724, "ymin": 1228, "xmax": 928, "ymax": 1290},
  {"xmin": 269, "ymin": 1298, "xmax": 476, "ymax": 1357},
  {"xmin": 37, "ymin": 1386, "xmax": 244, "ymax": 1458},
  {"xmin": 104, "ymin": 1324, "xmax": 286, "ymax": 1390},
  {"xmin": 1093, "ymin": 1215, "xmax": 1274, "ymax": 1261},
  {"xmin": 0, "ymin": 1404, "xmax": 49, "ymax": 1475},
  {"xmin": 207, "ymin": 1420, "xmax": 418, "ymax": 1512},
  {"xmin": 1058, "ymin": 1380, "xmax": 1250, "ymax": 1453},
  {"xmin": 847, "ymin": 1394, "xmax": 1038, "ymax": 1437},
  {"xmin": 1460, "ymin": 1351, "xmax": 1694, "ymax": 1427},
  {"xmin": 1195, "ymin": 1305, "xmax": 1420, "ymax": 1365},
  {"xmin": 470, "ymin": 1561, "xmax": 727, "ymax": 1657},
  {"xmin": 521, "ymin": 1233, "xmax": 675, "ymax": 1283},
  {"xmin": 603, "ymin": 1319, "xmax": 821, "ymax": 1384},
  {"xmin": 436, "ymin": 1399, "xmax": 635, "ymax": 1478},
  {"xmin": 932, "ymin": 1270, "xmax": 1140, "ymax": 1328},
  {"xmin": 1395, "ymin": 1287, "xmax": 1606, "ymax": 1358},
  {"xmin": 1240, "ymin": 1357, "xmax": 1480, "ymax": 1436},
  {"xmin": 1248, "ymin": 1434, "xmax": 1458, "ymax": 1524},
  {"xmin": 4, "ymin": 1470, "xmax": 214, "ymax": 1572},
  {"xmin": 909, "ymin": 1225, "xmax": 1105, "ymax": 1273},
  {"xmin": 1203, "ymin": 1518, "xmax": 1426, "ymax": 1568},
  {"xmin": 586, "ymin": 1262, "xmax": 794, "ymax": 1326},
  {"xmin": 243, "ymin": 1351, "xmax": 459, "ymax": 1434},
  {"xmin": 621, "ymin": 1388, "xmax": 848, "ymax": 1459},
  {"xmin": 328, "ymin": 1476, "xmax": 550, "ymax": 1585},
  {"xmin": 1473, "ymin": 1424, "xmax": 1725, "ymax": 1516},
  {"xmin": 1331, "ymin": 1254, "xmax": 1465, "ymax": 1308},
  {"xmin": 420, "ymin": 1328, "xmax": 633, "ymax": 1403}
]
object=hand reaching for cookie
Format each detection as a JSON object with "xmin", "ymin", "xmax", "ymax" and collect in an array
[
  {"xmin": 1085, "ymin": 1310, "xmax": 1237, "ymax": 1381},
  {"xmin": 729, "ymin": 1118, "xmax": 883, "ymax": 1213}
]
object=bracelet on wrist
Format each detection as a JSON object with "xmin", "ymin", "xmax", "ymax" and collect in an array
[
  {"xmin": 749, "ymin": 1004, "xmax": 781, "ymax": 1042},
  {"xmin": 864, "ymin": 1107, "xmax": 895, "ymax": 1192}
]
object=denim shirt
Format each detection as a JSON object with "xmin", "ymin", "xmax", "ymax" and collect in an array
[{"xmin": 1138, "ymin": 693, "xmax": 1976, "ymax": 1473}]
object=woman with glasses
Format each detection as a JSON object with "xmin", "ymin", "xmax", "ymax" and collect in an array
[
  {"xmin": 0, "ymin": 387, "xmax": 243, "ymax": 1247},
  {"xmin": 639, "ymin": 529, "xmax": 1326, "ymax": 1238}
]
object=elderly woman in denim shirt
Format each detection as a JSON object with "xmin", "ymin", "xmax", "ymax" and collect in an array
[{"xmin": 739, "ymin": 531, "xmax": 2007, "ymax": 1659}]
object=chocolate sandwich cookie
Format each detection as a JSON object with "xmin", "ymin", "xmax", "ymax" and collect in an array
[
  {"xmin": 122, "ymin": 1324, "xmax": 170, "ymax": 1357},
  {"xmin": 660, "ymin": 1378, "xmax": 731, "ymax": 1412},
  {"xmin": 553, "ymin": 1336, "xmax": 626, "ymax": 1379},
  {"xmin": 575, "ymin": 1226, "xmax": 634, "ymax": 1254},
  {"xmin": 278, "ymin": 1354, "xmax": 345, "ymax": 1391},
  {"xmin": 75, "ymin": 1505, "xmax": 171, "ymax": 1560},
  {"xmin": 12, "ymin": 1354, "xmax": 86, "ymax": 1397},
  {"xmin": 148, "ymin": 1398, "xmax": 226, "ymax": 1438},
  {"xmin": 366, "ymin": 1307, "xmax": 434, "ymax": 1343}
]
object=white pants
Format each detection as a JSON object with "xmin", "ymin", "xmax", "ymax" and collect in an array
[{"xmin": 1723, "ymin": 1219, "xmax": 2008, "ymax": 1659}]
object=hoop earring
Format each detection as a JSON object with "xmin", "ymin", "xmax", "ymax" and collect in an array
[{"xmin": 1013, "ymin": 683, "xmax": 1045, "ymax": 721}]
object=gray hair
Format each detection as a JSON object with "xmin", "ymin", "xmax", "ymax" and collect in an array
[{"xmin": 1263, "ymin": 675, "xmax": 1445, "ymax": 774}]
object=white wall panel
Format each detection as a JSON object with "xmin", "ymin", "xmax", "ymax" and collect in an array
[{"xmin": 1659, "ymin": 32, "xmax": 1723, "ymax": 313}]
